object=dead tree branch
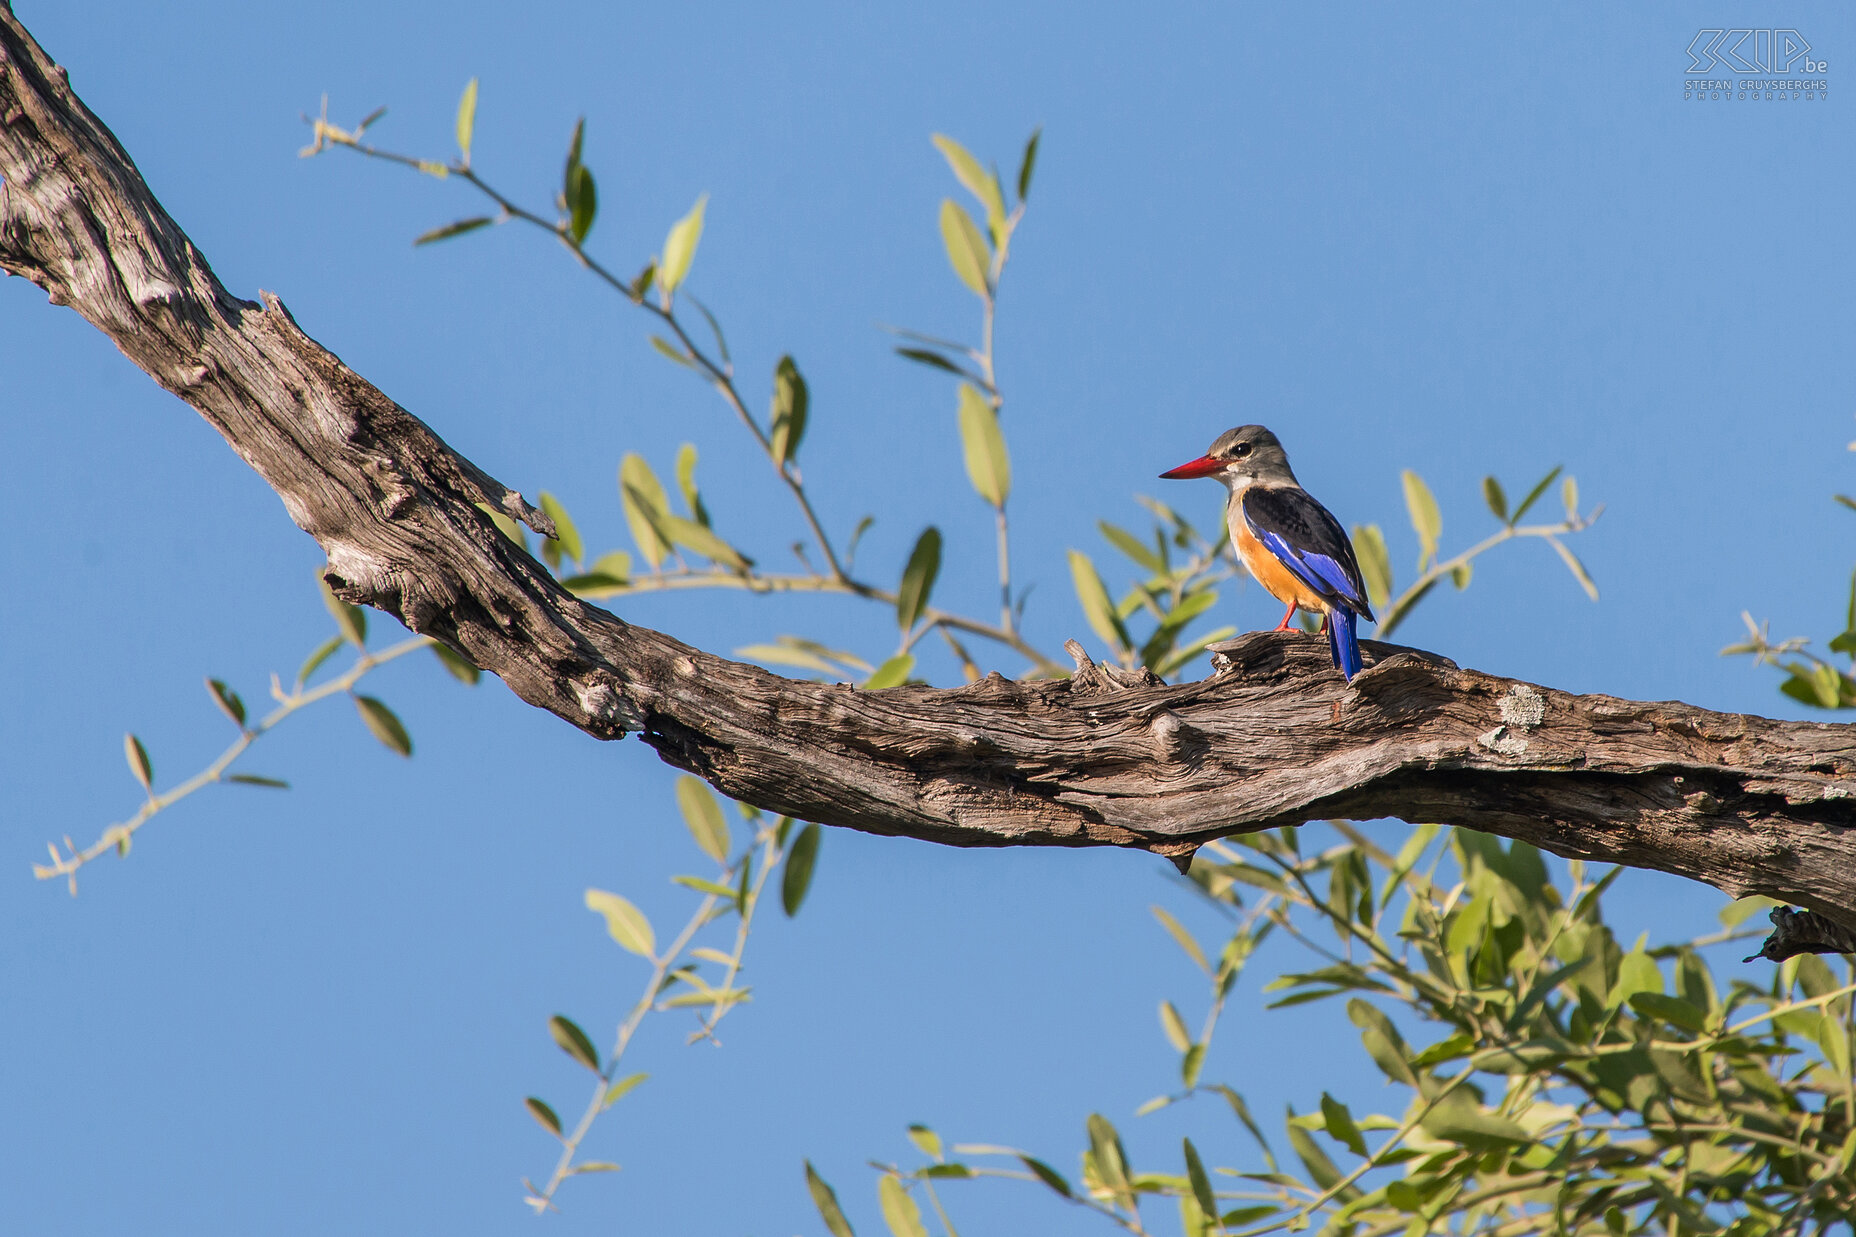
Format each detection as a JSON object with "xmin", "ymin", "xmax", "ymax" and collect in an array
[{"xmin": 3, "ymin": 8, "xmax": 1853, "ymax": 937}]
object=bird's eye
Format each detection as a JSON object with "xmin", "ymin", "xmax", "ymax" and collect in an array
[{"xmin": 1233, "ymin": 442, "xmax": 1252, "ymax": 458}]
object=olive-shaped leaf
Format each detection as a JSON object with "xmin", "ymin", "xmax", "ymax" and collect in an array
[
  {"xmin": 124, "ymin": 733, "xmax": 152, "ymax": 791},
  {"xmin": 1068, "ymin": 550, "xmax": 1130, "ymax": 652},
  {"xmin": 771, "ymin": 356, "xmax": 808, "ymax": 466},
  {"xmin": 524, "ymin": 1096, "xmax": 562, "ymax": 1138},
  {"xmin": 956, "ymin": 384, "xmax": 1010, "ymax": 507},
  {"xmin": 1400, "ymin": 470, "xmax": 1441, "ymax": 570},
  {"xmin": 354, "ymin": 696, "xmax": 412, "ymax": 756},
  {"xmin": 206, "ymin": 678, "xmax": 246, "ymax": 727},
  {"xmin": 938, "ymin": 199, "xmax": 990, "ymax": 297},
  {"xmin": 676, "ymin": 776, "xmax": 731, "ymax": 863},
  {"xmin": 455, "ymin": 77, "xmax": 478, "ymax": 161},
  {"xmin": 1482, "ymin": 475, "xmax": 1509, "ymax": 522},
  {"xmin": 549, "ymin": 1014, "xmax": 600, "ymax": 1072},
  {"xmin": 781, "ymin": 823, "xmax": 821, "ymax": 917},
  {"xmin": 1350, "ymin": 524, "xmax": 1391, "ymax": 612},
  {"xmin": 878, "ymin": 1174, "xmax": 927, "ymax": 1237},
  {"xmin": 658, "ymin": 193, "xmax": 708, "ymax": 295},
  {"xmin": 585, "ymin": 887, "xmax": 655, "ymax": 957},
  {"xmin": 896, "ymin": 527, "xmax": 942, "ymax": 631}
]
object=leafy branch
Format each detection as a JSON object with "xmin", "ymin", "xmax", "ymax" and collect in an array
[
  {"xmin": 818, "ymin": 826, "xmax": 1853, "ymax": 1236},
  {"xmin": 33, "ymin": 578, "xmax": 453, "ymax": 891},
  {"xmin": 524, "ymin": 781, "xmax": 817, "ymax": 1213}
]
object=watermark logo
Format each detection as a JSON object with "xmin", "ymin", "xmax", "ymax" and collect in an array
[{"xmin": 1685, "ymin": 29, "xmax": 1828, "ymax": 101}]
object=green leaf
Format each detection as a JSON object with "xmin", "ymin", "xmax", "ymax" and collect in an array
[
  {"xmin": 1347, "ymin": 998, "xmax": 1419, "ymax": 1089},
  {"xmin": 354, "ymin": 696, "xmax": 412, "ymax": 756},
  {"xmin": 1069, "ymin": 549, "xmax": 1131, "ymax": 652},
  {"xmin": 1086, "ymin": 1113, "xmax": 1131, "ymax": 1194},
  {"xmin": 1021, "ymin": 1155, "xmax": 1071, "ymax": 1197},
  {"xmin": 585, "ymin": 888, "xmax": 655, "ymax": 957},
  {"xmin": 648, "ymin": 334, "xmax": 691, "ymax": 367},
  {"xmin": 770, "ymin": 355, "xmax": 809, "ymax": 466},
  {"xmin": 455, "ymin": 77, "xmax": 478, "ymax": 161},
  {"xmin": 895, "ymin": 347, "xmax": 964, "ymax": 375},
  {"xmin": 206, "ymin": 678, "xmax": 246, "ymax": 727},
  {"xmin": 1160, "ymin": 1001, "xmax": 1192, "ymax": 1053},
  {"xmin": 1400, "ymin": 470, "xmax": 1441, "ymax": 569},
  {"xmin": 618, "ymin": 454, "xmax": 672, "ymax": 568},
  {"xmin": 805, "ymin": 1161, "xmax": 856, "ymax": 1237},
  {"xmin": 298, "ymin": 634, "xmax": 344, "ymax": 685},
  {"xmin": 676, "ymin": 776, "xmax": 731, "ymax": 863},
  {"xmin": 562, "ymin": 116, "xmax": 585, "ymax": 183},
  {"xmin": 1808, "ymin": 662, "xmax": 1846, "ymax": 708},
  {"xmin": 1151, "ymin": 906, "xmax": 1210, "ymax": 974},
  {"xmin": 1284, "ymin": 1112, "xmax": 1344, "ymax": 1192},
  {"xmin": 1609, "ymin": 946, "xmax": 1662, "ymax": 1008},
  {"xmin": 1451, "ymin": 561, "xmax": 1472, "ymax": 590},
  {"xmin": 570, "ymin": 1161, "xmax": 622, "ymax": 1175},
  {"xmin": 525, "ymin": 1096, "xmax": 561, "ymax": 1137},
  {"xmin": 1350, "ymin": 524, "xmax": 1392, "ymax": 611},
  {"xmin": 1181, "ymin": 1044, "xmax": 1205, "ymax": 1088},
  {"xmin": 225, "ymin": 774, "xmax": 289, "ymax": 788},
  {"xmin": 1182, "ymin": 1137, "xmax": 1217, "ymax": 1221},
  {"xmin": 1482, "ymin": 476, "xmax": 1509, "ymax": 522},
  {"xmin": 896, "ymin": 527, "xmax": 943, "ymax": 631},
  {"xmin": 931, "ymin": 133, "xmax": 1006, "ymax": 234},
  {"xmin": 658, "ymin": 193, "xmax": 708, "ymax": 296},
  {"xmin": 1017, "ymin": 126, "xmax": 1041, "ymax": 203},
  {"xmin": 414, "ymin": 216, "xmax": 493, "ymax": 246},
  {"xmin": 687, "ymin": 293, "xmax": 730, "ymax": 366},
  {"xmin": 1510, "ymin": 465, "xmax": 1562, "ymax": 523},
  {"xmin": 906, "ymin": 1124, "xmax": 943, "ymax": 1161},
  {"xmin": 1319, "ymin": 1093, "xmax": 1367, "ymax": 1157},
  {"xmin": 430, "ymin": 641, "xmax": 481, "ymax": 685},
  {"xmin": 549, "ymin": 1014, "xmax": 600, "ymax": 1072},
  {"xmin": 1719, "ymin": 894, "xmax": 1780, "ymax": 928},
  {"xmin": 1627, "ymin": 991, "xmax": 1708, "ymax": 1033},
  {"xmin": 602, "ymin": 1072, "xmax": 647, "ymax": 1108},
  {"xmin": 319, "ymin": 575, "xmax": 367, "ymax": 648},
  {"xmin": 781, "ymin": 823, "xmax": 821, "ymax": 916},
  {"xmin": 1101, "ymin": 520, "xmax": 1165, "ymax": 574},
  {"xmin": 1418, "ymin": 1092, "xmax": 1530, "ymax": 1149},
  {"xmin": 1547, "ymin": 537, "xmax": 1600, "ymax": 601},
  {"xmin": 124, "ymin": 733, "xmax": 152, "ymax": 791},
  {"xmin": 864, "ymin": 654, "xmax": 915, "ymax": 690},
  {"xmin": 415, "ymin": 160, "xmax": 449, "ymax": 179},
  {"xmin": 659, "ymin": 511, "xmax": 750, "ymax": 570},
  {"xmin": 737, "ymin": 637, "xmax": 871, "ymax": 676},
  {"xmin": 956, "ymin": 383, "xmax": 1010, "ymax": 507},
  {"xmin": 671, "ymin": 876, "xmax": 737, "ymax": 897},
  {"xmin": 537, "ymin": 491, "xmax": 583, "ymax": 568},
  {"xmin": 629, "ymin": 262, "xmax": 655, "ymax": 301},
  {"xmin": 1562, "ymin": 474, "xmax": 1580, "ymax": 520},
  {"xmin": 938, "ymin": 198, "xmax": 991, "ymax": 297}
]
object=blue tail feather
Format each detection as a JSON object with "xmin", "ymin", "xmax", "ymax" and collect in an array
[{"xmin": 1327, "ymin": 607, "xmax": 1363, "ymax": 681}]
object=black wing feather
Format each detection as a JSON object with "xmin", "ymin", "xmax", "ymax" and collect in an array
[{"xmin": 1241, "ymin": 485, "xmax": 1375, "ymax": 620}]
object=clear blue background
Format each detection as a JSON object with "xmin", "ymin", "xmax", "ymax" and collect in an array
[{"xmin": 4, "ymin": 3, "xmax": 1851, "ymax": 1234}]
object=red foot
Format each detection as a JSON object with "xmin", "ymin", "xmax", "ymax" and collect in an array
[{"xmin": 1273, "ymin": 601, "xmax": 1298, "ymax": 632}]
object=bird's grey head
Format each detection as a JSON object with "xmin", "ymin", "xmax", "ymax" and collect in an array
[{"xmin": 1160, "ymin": 424, "xmax": 1298, "ymax": 489}]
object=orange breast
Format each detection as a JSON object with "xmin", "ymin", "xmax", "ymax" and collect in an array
[{"xmin": 1231, "ymin": 518, "xmax": 1329, "ymax": 614}]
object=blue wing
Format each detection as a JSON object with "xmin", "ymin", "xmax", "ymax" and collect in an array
[{"xmin": 1241, "ymin": 485, "xmax": 1375, "ymax": 622}]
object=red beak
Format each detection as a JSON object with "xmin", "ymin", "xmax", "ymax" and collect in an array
[{"xmin": 1159, "ymin": 455, "xmax": 1223, "ymax": 480}]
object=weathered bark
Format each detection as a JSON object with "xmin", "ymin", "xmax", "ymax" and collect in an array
[{"xmin": 4, "ymin": 7, "xmax": 1854, "ymax": 941}]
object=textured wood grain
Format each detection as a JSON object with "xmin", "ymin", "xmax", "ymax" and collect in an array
[{"xmin": 4, "ymin": 7, "xmax": 1853, "ymax": 935}]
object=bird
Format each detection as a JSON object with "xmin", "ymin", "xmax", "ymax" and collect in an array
[{"xmin": 1160, "ymin": 425, "xmax": 1375, "ymax": 680}]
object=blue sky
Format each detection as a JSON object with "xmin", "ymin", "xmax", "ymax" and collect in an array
[{"xmin": 4, "ymin": 3, "xmax": 1852, "ymax": 1234}]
